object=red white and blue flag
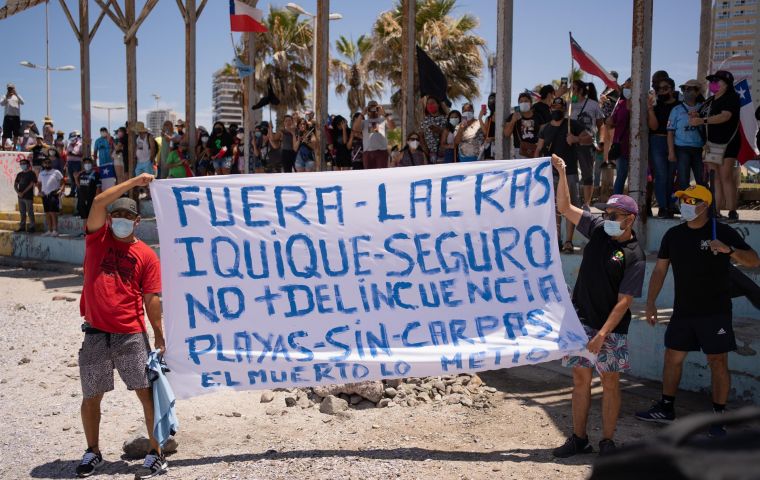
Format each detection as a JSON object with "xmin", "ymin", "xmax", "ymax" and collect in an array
[
  {"xmin": 229, "ymin": 0, "xmax": 267, "ymax": 33},
  {"xmin": 569, "ymin": 33, "xmax": 619, "ymax": 91},
  {"xmin": 734, "ymin": 79, "xmax": 759, "ymax": 165}
]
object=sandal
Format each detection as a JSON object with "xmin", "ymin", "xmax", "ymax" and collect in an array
[{"xmin": 562, "ymin": 241, "xmax": 574, "ymax": 253}]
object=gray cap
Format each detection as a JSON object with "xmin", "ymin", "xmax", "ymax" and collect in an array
[{"xmin": 108, "ymin": 197, "xmax": 138, "ymax": 216}]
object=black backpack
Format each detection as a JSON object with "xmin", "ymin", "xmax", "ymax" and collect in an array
[{"xmin": 590, "ymin": 407, "xmax": 760, "ymax": 480}]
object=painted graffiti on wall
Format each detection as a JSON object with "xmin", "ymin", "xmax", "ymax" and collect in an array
[{"xmin": 0, "ymin": 151, "xmax": 28, "ymax": 211}]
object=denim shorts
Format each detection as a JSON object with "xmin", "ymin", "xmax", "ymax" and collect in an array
[
  {"xmin": 213, "ymin": 157, "xmax": 232, "ymax": 171},
  {"xmin": 562, "ymin": 324, "xmax": 630, "ymax": 374},
  {"xmin": 134, "ymin": 161, "xmax": 154, "ymax": 176}
]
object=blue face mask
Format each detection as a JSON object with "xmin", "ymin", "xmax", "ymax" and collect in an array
[
  {"xmin": 111, "ymin": 217, "xmax": 135, "ymax": 238},
  {"xmin": 679, "ymin": 203, "xmax": 701, "ymax": 222},
  {"xmin": 603, "ymin": 220, "xmax": 625, "ymax": 237}
]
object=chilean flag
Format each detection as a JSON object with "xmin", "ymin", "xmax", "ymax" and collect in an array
[
  {"xmin": 570, "ymin": 33, "xmax": 619, "ymax": 91},
  {"xmin": 734, "ymin": 79, "xmax": 760, "ymax": 165},
  {"xmin": 229, "ymin": 0, "xmax": 267, "ymax": 33}
]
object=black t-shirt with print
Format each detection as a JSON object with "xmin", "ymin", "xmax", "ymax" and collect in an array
[
  {"xmin": 539, "ymin": 119, "xmax": 584, "ymax": 174},
  {"xmin": 507, "ymin": 112, "xmax": 543, "ymax": 148},
  {"xmin": 658, "ymin": 221, "xmax": 750, "ymax": 318},
  {"xmin": 14, "ymin": 170, "xmax": 37, "ymax": 200},
  {"xmin": 572, "ymin": 212, "xmax": 646, "ymax": 334},
  {"xmin": 700, "ymin": 92, "xmax": 741, "ymax": 144}
]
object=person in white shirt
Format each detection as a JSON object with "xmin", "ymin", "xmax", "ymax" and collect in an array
[
  {"xmin": 357, "ymin": 100, "xmax": 395, "ymax": 169},
  {"xmin": 1, "ymin": 83, "xmax": 24, "ymax": 146},
  {"xmin": 37, "ymin": 157, "xmax": 65, "ymax": 236}
]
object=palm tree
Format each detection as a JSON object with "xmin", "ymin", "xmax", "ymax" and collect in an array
[
  {"xmin": 370, "ymin": 0, "xmax": 486, "ymax": 108},
  {"xmin": 252, "ymin": 7, "xmax": 313, "ymax": 120},
  {"xmin": 331, "ymin": 35, "xmax": 384, "ymax": 114}
]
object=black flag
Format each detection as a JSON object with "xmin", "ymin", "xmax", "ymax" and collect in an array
[
  {"xmin": 417, "ymin": 46, "xmax": 451, "ymax": 107},
  {"xmin": 252, "ymin": 78, "xmax": 281, "ymax": 110}
]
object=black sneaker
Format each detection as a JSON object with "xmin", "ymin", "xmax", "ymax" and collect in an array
[
  {"xmin": 708, "ymin": 409, "xmax": 728, "ymax": 438},
  {"xmin": 27, "ymin": 226, "xmax": 35, "ymax": 233},
  {"xmin": 75, "ymin": 448, "xmax": 103, "ymax": 478},
  {"xmin": 598, "ymin": 438, "xmax": 617, "ymax": 456},
  {"xmin": 14, "ymin": 226, "xmax": 24, "ymax": 233},
  {"xmin": 552, "ymin": 434, "xmax": 593, "ymax": 458},
  {"xmin": 135, "ymin": 450, "xmax": 168, "ymax": 479},
  {"xmin": 635, "ymin": 400, "xmax": 676, "ymax": 424},
  {"xmin": 728, "ymin": 210, "xmax": 739, "ymax": 222}
]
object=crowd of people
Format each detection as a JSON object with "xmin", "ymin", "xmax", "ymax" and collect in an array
[
  {"xmin": 4, "ymin": 68, "xmax": 760, "ymax": 478},
  {"xmin": 5, "ymin": 69, "xmax": 760, "ymax": 237}
]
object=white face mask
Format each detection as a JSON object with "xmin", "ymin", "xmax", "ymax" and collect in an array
[
  {"xmin": 110, "ymin": 217, "xmax": 135, "ymax": 239},
  {"xmin": 519, "ymin": 102, "xmax": 531, "ymax": 113},
  {"xmin": 83, "ymin": 163, "xmax": 93, "ymax": 172},
  {"xmin": 603, "ymin": 220, "xmax": 625, "ymax": 237},
  {"xmin": 622, "ymin": 88, "xmax": 632, "ymax": 99},
  {"xmin": 100, "ymin": 132, "xmax": 107, "ymax": 138},
  {"xmin": 680, "ymin": 202, "xmax": 702, "ymax": 222},
  {"xmin": 201, "ymin": 136, "xmax": 208, "ymax": 144},
  {"xmin": 449, "ymin": 117, "xmax": 460, "ymax": 127},
  {"xmin": 408, "ymin": 140, "xmax": 419, "ymax": 149},
  {"xmin": 462, "ymin": 111, "xmax": 474, "ymax": 121}
]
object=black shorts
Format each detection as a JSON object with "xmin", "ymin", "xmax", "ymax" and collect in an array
[
  {"xmin": 576, "ymin": 145, "xmax": 595, "ymax": 186},
  {"xmin": 42, "ymin": 193, "xmax": 60, "ymax": 213},
  {"xmin": 724, "ymin": 133, "xmax": 741, "ymax": 159},
  {"xmin": 665, "ymin": 313, "xmax": 737, "ymax": 354},
  {"xmin": 2, "ymin": 115, "xmax": 21, "ymax": 140},
  {"xmin": 282, "ymin": 149, "xmax": 296, "ymax": 173}
]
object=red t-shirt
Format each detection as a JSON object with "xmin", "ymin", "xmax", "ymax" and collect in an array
[{"xmin": 79, "ymin": 224, "xmax": 161, "ymax": 333}]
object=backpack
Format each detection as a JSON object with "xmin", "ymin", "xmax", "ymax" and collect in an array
[{"xmin": 590, "ymin": 407, "xmax": 760, "ymax": 480}]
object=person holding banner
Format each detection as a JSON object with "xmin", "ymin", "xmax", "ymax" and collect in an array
[
  {"xmin": 75, "ymin": 173, "xmax": 168, "ymax": 479},
  {"xmin": 551, "ymin": 154, "xmax": 646, "ymax": 458},
  {"xmin": 637, "ymin": 185, "xmax": 759, "ymax": 436}
]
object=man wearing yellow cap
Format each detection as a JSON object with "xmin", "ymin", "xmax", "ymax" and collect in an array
[{"xmin": 637, "ymin": 184, "xmax": 759, "ymax": 435}]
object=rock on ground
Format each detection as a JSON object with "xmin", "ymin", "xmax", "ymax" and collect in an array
[
  {"xmin": 313, "ymin": 381, "xmax": 384, "ymax": 403},
  {"xmin": 319, "ymin": 395, "xmax": 348, "ymax": 415}
]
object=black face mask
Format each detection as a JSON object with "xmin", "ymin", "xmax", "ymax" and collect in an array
[{"xmin": 551, "ymin": 110, "xmax": 564, "ymax": 121}]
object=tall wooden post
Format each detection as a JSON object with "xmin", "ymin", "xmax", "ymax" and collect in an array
[
  {"xmin": 243, "ymin": 31, "xmax": 255, "ymax": 174},
  {"xmin": 401, "ymin": 0, "xmax": 416, "ymax": 140},
  {"xmin": 630, "ymin": 0, "xmax": 653, "ymax": 245},
  {"xmin": 125, "ymin": 0, "xmax": 137, "ymax": 179},
  {"xmin": 494, "ymin": 0, "xmax": 513, "ymax": 160},
  {"xmin": 185, "ymin": 0, "xmax": 197, "ymax": 162},
  {"xmin": 314, "ymin": 0, "xmax": 329, "ymax": 171},
  {"xmin": 78, "ymin": 0, "xmax": 91, "ymax": 155},
  {"xmin": 697, "ymin": 0, "xmax": 712, "ymax": 92}
]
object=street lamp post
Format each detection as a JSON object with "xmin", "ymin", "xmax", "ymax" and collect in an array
[
  {"xmin": 285, "ymin": 3, "xmax": 342, "ymax": 111},
  {"xmin": 93, "ymin": 104, "xmax": 126, "ymax": 132},
  {"xmin": 19, "ymin": 1, "xmax": 75, "ymax": 118}
]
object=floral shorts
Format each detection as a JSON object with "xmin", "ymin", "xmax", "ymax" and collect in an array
[{"xmin": 562, "ymin": 324, "xmax": 630, "ymax": 374}]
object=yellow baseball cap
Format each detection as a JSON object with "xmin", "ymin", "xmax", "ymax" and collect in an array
[{"xmin": 675, "ymin": 184, "xmax": 712, "ymax": 206}]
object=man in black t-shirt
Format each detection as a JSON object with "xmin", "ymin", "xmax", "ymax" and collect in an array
[
  {"xmin": 535, "ymin": 97, "xmax": 590, "ymax": 253},
  {"xmin": 636, "ymin": 184, "xmax": 759, "ymax": 435},
  {"xmin": 14, "ymin": 157, "xmax": 37, "ymax": 232},
  {"xmin": 551, "ymin": 154, "xmax": 646, "ymax": 458}
]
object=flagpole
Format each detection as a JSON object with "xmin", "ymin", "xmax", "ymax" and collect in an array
[{"xmin": 568, "ymin": 32, "xmax": 573, "ymax": 135}]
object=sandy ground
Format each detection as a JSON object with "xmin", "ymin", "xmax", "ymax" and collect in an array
[{"xmin": 0, "ymin": 264, "xmax": 750, "ymax": 480}]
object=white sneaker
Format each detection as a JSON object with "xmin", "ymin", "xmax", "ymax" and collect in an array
[
  {"xmin": 42, "ymin": 231, "xmax": 52, "ymax": 237},
  {"xmin": 50, "ymin": 231, "xmax": 59, "ymax": 237}
]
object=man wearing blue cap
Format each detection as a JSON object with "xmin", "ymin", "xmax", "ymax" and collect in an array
[{"xmin": 551, "ymin": 154, "xmax": 646, "ymax": 458}]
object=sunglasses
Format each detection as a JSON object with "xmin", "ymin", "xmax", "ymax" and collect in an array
[
  {"xmin": 680, "ymin": 197, "xmax": 704, "ymax": 206},
  {"xmin": 409, "ymin": 138, "xmax": 419, "ymax": 141},
  {"xmin": 601, "ymin": 212, "xmax": 631, "ymax": 221}
]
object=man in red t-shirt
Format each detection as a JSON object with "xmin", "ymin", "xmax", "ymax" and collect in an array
[{"xmin": 75, "ymin": 173, "xmax": 168, "ymax": 479}]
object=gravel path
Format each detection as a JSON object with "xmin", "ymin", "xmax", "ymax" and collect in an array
[{"xmin": 0, "ymin": 266, "xmax": 740, "ymax": 480}]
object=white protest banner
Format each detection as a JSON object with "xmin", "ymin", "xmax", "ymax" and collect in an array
[{"xmin": 151, "ymin": 158, "xmax": 589, "ymax": 399}]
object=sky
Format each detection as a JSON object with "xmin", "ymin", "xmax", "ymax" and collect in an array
[{"xmin": 0, "ymin": 0, "xmax": 701, "ymax": 136}]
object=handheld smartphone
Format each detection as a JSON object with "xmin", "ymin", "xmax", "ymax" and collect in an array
[
  {"xmin": 560, "ymin": 77, "xmax": 568, "ymax": 86},
  {"xmin": 514, "ymin": 105, "xmax": 520, "ymax": 113},
  {"xmin": 480, "ymin": 104, "xmax": 487, "ymax": 113}
]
